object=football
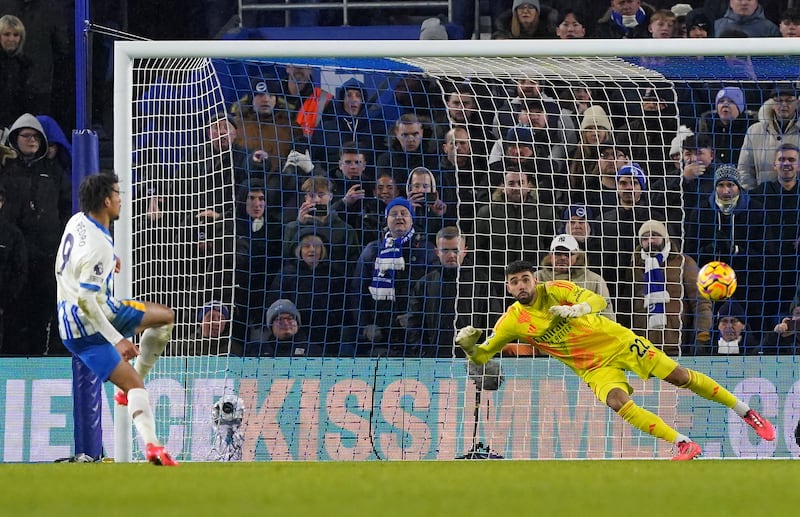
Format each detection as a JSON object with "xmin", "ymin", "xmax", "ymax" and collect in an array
[{"xmin": 696, "ymin": 261, "xmax": 737, "ymax": 301}]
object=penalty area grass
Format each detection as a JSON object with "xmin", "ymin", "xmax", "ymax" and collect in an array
[{"xmin": 2, "ymin": 460, "xmax": 799, "ymax": 516}]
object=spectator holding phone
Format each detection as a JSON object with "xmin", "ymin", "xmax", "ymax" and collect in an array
[
  {"xmin": 405, "ymin": 166, "xmax": 455, "ymax": 243},
  {"xmin": 283, "ymin": 175, "xmax": 361, "ymax": 276}
]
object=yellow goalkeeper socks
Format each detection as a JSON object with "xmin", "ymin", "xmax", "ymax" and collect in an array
[
  {"xmin": 679, "ymin": 369, "xmax": 738, "ymax": 410},
  {"xmin": 618, "ymin": 400, "xmax": 679, "ymax": 443}
]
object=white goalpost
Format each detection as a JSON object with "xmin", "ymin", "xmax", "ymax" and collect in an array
[{"xmin": 114, "ymin": 38, "xmax": 800, "ymax": 462}]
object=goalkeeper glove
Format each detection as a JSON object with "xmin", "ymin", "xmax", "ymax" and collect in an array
[
  {"xmin": 548, "ymin": 302, "xmax": 591, "ymax": 319},
  {"xmin": 283, "ymin": 149, "xmax": 315, "ymax": 174},
  {"xmin": 455, "ymin": 326, "xmax": 482, "ymax": 357}
]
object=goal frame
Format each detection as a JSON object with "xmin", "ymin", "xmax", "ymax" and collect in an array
[{"xmin": 112, "ymin": 37, "xmax": 799, "ymax": 462}]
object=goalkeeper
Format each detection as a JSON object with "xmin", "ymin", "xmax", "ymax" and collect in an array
[{"xmin": 456, "ymin": 260, "xmax": 775, "ymax": 460}]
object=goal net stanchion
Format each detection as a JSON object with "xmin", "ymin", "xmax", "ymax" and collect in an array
[{"xmin": 114, "ymin": 39, "xmax": 800, "ymax": 461}]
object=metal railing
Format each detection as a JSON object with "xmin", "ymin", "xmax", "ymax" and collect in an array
[{"xmin": 238, "ymin": 0, "xmax": 453, "ymax": 28}]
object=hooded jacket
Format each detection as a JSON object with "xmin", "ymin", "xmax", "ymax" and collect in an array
[
  {"xmin": 312, "ymin": 77, "xmax": 385, "ymax": 170},
  {"xmin": 0, "ymin": 113, "xmax": 70, "ymax": 261}
]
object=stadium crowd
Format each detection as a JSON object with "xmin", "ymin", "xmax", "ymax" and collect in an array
[{"xmin": 2, "ymin": 0, "xmax": 800, "ymax": 359}]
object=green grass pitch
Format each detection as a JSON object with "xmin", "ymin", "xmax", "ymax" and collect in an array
[{"xmin": 4, "ymin": 460, "xmax": 799, "ymax": 516}]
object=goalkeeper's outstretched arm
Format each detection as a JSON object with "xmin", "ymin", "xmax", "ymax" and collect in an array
[{"xmin": 456, "ymin": 318, "xmax": 513, "ymax": 365}]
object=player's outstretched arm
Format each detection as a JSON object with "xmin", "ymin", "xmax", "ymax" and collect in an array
[{"xmin": 455, "ymin": 326, "xmax": 498, "ymax": 365}]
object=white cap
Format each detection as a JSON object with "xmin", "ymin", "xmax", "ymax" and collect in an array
[{"xmin": 549, "ymin": 234, "xmax": 580, "ymax": 252}]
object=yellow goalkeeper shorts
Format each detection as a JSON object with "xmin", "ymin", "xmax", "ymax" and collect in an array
[{"xmin": 582, "ymin": 335, "xmax": 679, "ymax": 405}]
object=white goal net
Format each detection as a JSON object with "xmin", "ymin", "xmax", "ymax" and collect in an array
[{"xmin": 114, "ymin": 39, "xmax": 800, "ymax": 461}]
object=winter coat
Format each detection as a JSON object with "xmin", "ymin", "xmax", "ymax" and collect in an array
[
  {"xmin": 630, "ymin": 243, "xmax": 712, "ymax": 355},
  {"xmin": 0, "ymin": 113, "xmax": 70, "ymax": 262},
  {"xmin": 714, "ymin": 5, "xmax": 780, "ymax": 38},
  {"xmin": 737, "ymin": 99, "xmax": 800, "ymax": 190}
]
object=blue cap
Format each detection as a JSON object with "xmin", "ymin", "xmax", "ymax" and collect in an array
[
  {"xmin": 384, "ymin": 196, "xmax": 415, "ymax": 219},
  {"xmin": 617, "ymin": 162, "xmax": 647, "ymax": 190},
  {"xmin": 197, "ymin": 300, "xmax": 230, "ymax": 322},
  {"xmin": 562, "ymin": 204, "xmax": 594, "ymax": 220},
  {"xmin": 504, "ymin": 126, "xmax": 535, "ymax": 146}
]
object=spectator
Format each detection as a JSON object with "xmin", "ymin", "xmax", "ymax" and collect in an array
[
  {"xmin": 156, "ymin": 112, "xmax": 263, "ymax": 325},
  {"xmin": 566, "ymin": 105, "xmax": 614, "ymax": 206},
  {"xmin": 779, "ymin": 7, "xmax": 800, "ymax": 37},
  {"xmin": 435, "ymin": 85, "xmax": 493, "ymax": 156},
  {"xmin": 367, "ymin": 170, "xmax": 402, "ymax": 234},
  {"xmin": 407, "ymin": 227, "xmax": 502, "ymax": 357},
  {"xmin": 494, "ymin": 77, "xmax": 578, "ymax": 153},
  {"xmin": 169, "ymin": 301, "xmax": 234, "ymax": 356},
  {"xmin": 625, "ymin": 86, "xmax": 679, "ymax": 176},
  {"xmin": 600, "ymin": 162, "xmax": 667, "ymax": 328},
  {"xmin": 648, "ymin": 9, "xmax": 677, "ymax": 38},
  {"xmin": 685, "ymin": 164, "xmax": 766, "ymax": 326},
  {"xmin": 375, "ymin": 113, "xmax": 439, "ymax": 187},
  {"xmin": 233, "ymin": 179, "xmax": 282, "ymax": 343},
  {"xmin": 696, "ymin": 86, "xmax": 753, "ymax": 166},
  {"xmin": 405, "ymin": 166, "xmax": 455, "ymax": 241},
  {"xmin": 751, "ymin": 144, "xmax": 800, "ymax": 318},
  {"xmin": 738, "ymin": 83, "xmax": 799, "ymax": 190},
  {"xmin": 495, "ymin": 1, "xmax": 556, "ymax": 39},
  {"xmin": 0, "ymin": 15, "xmax": 31, "ymax": 128},
  {"xmin": 0, "ymin": 0, "xmax": 70, "ymax": 123},
  {"xmin": 474, "ymin": 170, "xmax": 555, "ymax": 284},
  {"xmin": 312, "ymin": 77, "xmax": 385, "ymax": 172},
  {"xmin": 630, "ymin": 219, "xmax": 712, "ymax": 356},
  {"xmin": 35, "ymin": 115, "xmax": 72, "ymax": 177},
  {"xmin": 268, "ymin": 229, "xmax": 353, "ymax": 356},
  {"xmin": 555, "ymin": 9, "xmax": 588, "ymax": 39},
  {"xmin": 714, "ymin": 0, "xmax": 780, "ymax": 38},
  {"xmin": 685, "ymin": 8, "xmax": 714, "ymax": 37},
  {"xmin": 282, "ymin": 64, "xmax": 332, "ymax": 139},
  {"xmin": 559, "ymin": 204, "xmax": 604, "ymax": 274},
  {"xmin": 490, "ymin": 100, "xmax": 568, "ymax": 179},
  {"xmin": 232, "ymin": 76, "xmax": 298, "ymax": 173},
  {"xmin": 245, "ymin": 298, "xmax": 316, "ymax": 357},
  {"xmin": 0, "ymin": 113, "xmax": 70, "ymax": 354},
  {"xmin": 764, "ymin": 305, "xmax": 800, "ymax": 355},
  {"xmin": 438, "ymin": 127, "xmax": 490, "ymax": 234},
  {"xmin": 593, "ymin": 0, "xmax": 655, "ymax": 39},
  {"xmin": 536, "ymin": 233, "xmax": 616, "ymax": 322},
  {"xmin": 0, "ymin": 181, "xmax": 27, "ymax": 353},
  {"xmin": 283, "ymin": 175, "xmax": 361, "ymax": 277},
  {"xmin": 329, "ymin": 144, "xmax": 381, "ymax": 246},
  {"xmin": 695, "ymin": 300, "xmax": 761, "ymax": 355},
  {"xmin": 490, "ymin": 126, "xmax": 562, "ymax": 206},
  {"xmin": 349, "ymin": 197, "xmax": 436, "ymax": 357},
  {"xmin": 674, "ymin": 134, "xmax": 717, "ymax": 213}
]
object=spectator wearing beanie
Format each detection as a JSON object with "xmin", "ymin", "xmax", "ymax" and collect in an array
[
  {"xmin": 494, "ymin": 0, "xmax": 556, "ymax": 39},
  {"xmin": 630, "ymin": 219, "xmax": 712, "ymax": 356},
  {"xmin": 696, "ymin": 86, "xmax": 753, "ymax": 166}
]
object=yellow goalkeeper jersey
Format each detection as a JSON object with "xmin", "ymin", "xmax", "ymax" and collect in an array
[{"xmin": 480, "ymin": 280, "xmax": 641, "ymax": 377}]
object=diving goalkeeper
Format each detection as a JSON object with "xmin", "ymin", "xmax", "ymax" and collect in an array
[{"xmin": 456, "ymin": 260, "xmax": 774, "ymax": 460}]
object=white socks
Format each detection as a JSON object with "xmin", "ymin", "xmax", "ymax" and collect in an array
[
  {"xmin": 732, "ymin": 401, "xmax": 750, "ymax": 418},
  {"xmin": 135, "ymin": 323, "xmax": 173, "ymax": 378},
  {"xmin": 127, "ymin": 388, "xmax": 159, "ymax": 446}
]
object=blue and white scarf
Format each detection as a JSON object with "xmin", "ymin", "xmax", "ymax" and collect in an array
[
  {"xmin": 369, "ymin": 228, "xmax": 415, "ymax": 301},
  {"xmin": 641, "ymin": 241, "xmax": 671, "ymax": 330}
]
